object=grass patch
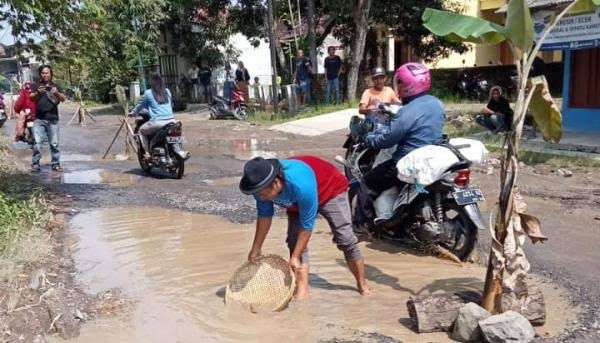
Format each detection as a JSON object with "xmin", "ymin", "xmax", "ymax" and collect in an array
[
  {"xmin": 444, "ymin": 121, "xmax": 485, "ymax": 138},
  {"xmin": 486, "ymin": 145, "xmax": 600, "ymax": 168},
  {"xmin": 249, "ymin": 101, "xmax": 358, "ymax": 125},
  {"xmin": 0, "ymin": 136, "xmax": 52, "ymax": 279},
  {"xmin": 444, "ymin": 113, "xmax": 486, "ymax": 138}
]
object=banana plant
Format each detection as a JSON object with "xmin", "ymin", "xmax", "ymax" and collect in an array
[{"xmin": 422, "ymin": 0, "xmax": 600, "ymax": 313}]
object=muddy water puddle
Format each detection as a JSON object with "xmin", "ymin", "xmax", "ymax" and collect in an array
[
  {"xmin": 62, "ymin": 169, "xmax": 139, "ymax": 185},
  {"xmin": 196, "ymin": 137, "xmax": 343, "ymax": 162},
  {"xmin": 10, "ymin": 146, "xmax": 97, "ymax": 163},
  {"xmin": 64, "ymin": 208, "xmax": 574, "ymax": 342}
]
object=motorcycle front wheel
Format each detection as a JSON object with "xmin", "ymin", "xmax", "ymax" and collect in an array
[
  {"xmin": 137, "ymin": 145, "xmax": 152, "ymax": 173},
  {"xmin": 233, "ymin": 105, "xmax": 249, "ymax": 121}
]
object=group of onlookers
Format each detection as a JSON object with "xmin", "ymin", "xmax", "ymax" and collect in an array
[
  {"xmin": 182, "ymin": 46, "xmax": 346, "ymax": 107},
  {"xmin": 186, "ymin": 61, "xmax": 254, "ymax": 104}
]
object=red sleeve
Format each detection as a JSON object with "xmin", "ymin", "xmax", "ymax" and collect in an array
[{"xmin": 14, "ymin": 92, "xmax": 25, "ymax": 113}]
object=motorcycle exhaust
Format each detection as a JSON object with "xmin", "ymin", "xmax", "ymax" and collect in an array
[{"xmin": 172, "ymin": 144, "xmax": 191, "ymax": 160}]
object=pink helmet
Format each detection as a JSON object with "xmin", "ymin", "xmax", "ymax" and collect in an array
[{"xmin": 393, "ymin": 62, "xmax": 432, "ymax": 98}]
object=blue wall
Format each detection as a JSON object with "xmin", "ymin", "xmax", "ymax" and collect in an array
[{"xmin": 562, "ymin": 49, "xmax": 600, "ymax": 132}]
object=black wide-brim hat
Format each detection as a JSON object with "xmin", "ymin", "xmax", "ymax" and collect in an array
[{"xmin": 239, "ymin": 157, "xmax": 282, "ymax": 195}]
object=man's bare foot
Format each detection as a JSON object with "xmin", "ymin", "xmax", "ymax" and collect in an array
[
  {"xmin": 294, "ymin": 287, "xmax": 310, "ymax": 300},
  {"xmin": 358, "ymin": 283, "xmax": 372, "ymax": 295}
]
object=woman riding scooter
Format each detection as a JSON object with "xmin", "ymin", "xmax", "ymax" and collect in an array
[{"xmin": 130, "ymin": 73, "xmax": 175, "ymax": 160}]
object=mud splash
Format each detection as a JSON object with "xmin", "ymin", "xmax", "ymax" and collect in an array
[
  {"xmin": 203, "ymin": 176, "xmax": 242, "ymax": 187},
  {"xmin": 63, "ymin": 208, "xmax": 574, "ymax": 342},
  {"xmin": 62, "ymin": 169, "xmax": 139, "ymax": 185},
  {"xmin": 60, "ymin": 154, "xmax": 96, "ymax": 162},
  {"xmin": 230, "ymin": 138, "xmax": 277, "ymax": 161}
]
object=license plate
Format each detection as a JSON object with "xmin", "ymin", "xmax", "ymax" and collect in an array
[
  {"xmin": 166, "ymin": 136, "xmax": 185, "ymax": 144},
  {"xmin": 453, "ymin": 188, "xmax": 485, "ymax": 206}
]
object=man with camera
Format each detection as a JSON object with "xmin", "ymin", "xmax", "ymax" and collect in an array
[{"xmin": 30, "ymin": 65, "xmax": 66, "ymax": 172}]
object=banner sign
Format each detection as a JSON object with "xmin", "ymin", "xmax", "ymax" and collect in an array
[{"xmin": 533, "ymin": 7, "xmax": 600, "ymax": 50}]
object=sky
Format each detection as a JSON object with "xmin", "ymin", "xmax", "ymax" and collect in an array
[{"xmin": 0, "ymin": 23, "xmax": 14, "ymax": 45}]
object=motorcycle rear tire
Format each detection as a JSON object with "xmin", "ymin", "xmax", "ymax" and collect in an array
[
  {"xmin": 173, "ymin": 155, "xmax": 185, "ymax": 179},
  {"xmin": 440, "ymin": 201, "xmax": 478, "ymax": 261},
  {"xmin": 0, "ymin": 119, "xmax": 5, "ymax": 128}
]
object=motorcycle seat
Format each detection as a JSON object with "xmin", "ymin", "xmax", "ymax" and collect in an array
[{"xmin": 446, "ymin": 160, "xmax": 471, "ymax": 172}]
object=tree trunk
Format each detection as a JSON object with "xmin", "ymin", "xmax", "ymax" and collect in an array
[
  {"xmin": 307, "ymin": 0, "xmax": 317, "ymax": 70},
  {"xmin": 346, "ymin": 0, "xmax": 372, "ymax": 102},
  {"xmin": 272, "ymin": 18, "xmax": 291, "ymax": 83}
]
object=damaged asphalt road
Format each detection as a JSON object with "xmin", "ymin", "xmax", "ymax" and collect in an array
[{"xmin": 6, "ymin": 104, "xmax": 600, "ymax": 342}]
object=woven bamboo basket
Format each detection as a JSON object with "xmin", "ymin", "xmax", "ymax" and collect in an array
[{"xmin": 225, "ymin": 254, "xmax": 296, "ymax": 312}]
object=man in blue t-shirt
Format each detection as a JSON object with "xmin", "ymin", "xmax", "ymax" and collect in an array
[
  {"xmin": 240, "ymin": 156, "xmax": 370, "ymax": 298},
  {"xmin": 324, "ymin": 47, "xmax": 342, "ymax": 104},
  {"xmin": 294, "ymin": 49, "xmax": 313, "ymax": 106}
]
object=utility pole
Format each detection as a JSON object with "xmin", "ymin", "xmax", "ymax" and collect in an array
[
  {"xmin": 132, "ymin": 17, "xmax": 147, "ymax": 91},
  {"xmin": 267, "ymin": 0, "xmax": 279, "ymax": 114}
]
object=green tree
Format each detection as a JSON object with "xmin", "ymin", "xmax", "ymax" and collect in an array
[
  {"xmin": 325, "ymin": 0, "xmax": 467, "ymax": 100},
  {"xmin": 42, "ymin": 0, "xmax": 167, "ymax": 100},
  {"xmin": 0, "ymin": 0, "xmax": 77, "ymax": 47},
  {"xmin": 280, "ymin": 0, "xmax": 468, "ymax": 100},
  {"xmin": 164, "ymin": 0, "xmax": 265, "ymax": 65}
]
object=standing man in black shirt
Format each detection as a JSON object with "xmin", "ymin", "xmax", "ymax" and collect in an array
[
  {"xmin": 235, "ymin": 61, "xmax": 251, "ymax": 103},
  {"xmin": 198, "ymin": 63, "xmax": 213, "ymax": 104},
  {"xmin": 324, "ymin": 47, "xmax": 343, "ymax": 104},
  {"xmin": 30, "ymin": 65, "xmax": 66, "ymax": 172}
]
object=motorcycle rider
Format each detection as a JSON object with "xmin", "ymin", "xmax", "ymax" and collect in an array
[
  {"xmin": 354, "ymin": 62, "xmax": 445, "ymax": 232},
  {"xmin": 131, "ymin": 73, "xmax": 175, "ymax": 159},
  {"xmin": 14, "ymin": 82, "xmax": 37, "ymax": 143},
  {"xmin": 359, "ymin": 67, "xmax": 400, "ymax": 117}
]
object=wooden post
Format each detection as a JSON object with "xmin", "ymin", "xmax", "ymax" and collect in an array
[{"xmin": 102, "ymin": 120, "xmax": 125, "ymax": 159}]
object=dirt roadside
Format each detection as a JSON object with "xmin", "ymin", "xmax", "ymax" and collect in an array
[{"xmin": 0, "ymin": 144, "xmax": 129, "ymax": 343}]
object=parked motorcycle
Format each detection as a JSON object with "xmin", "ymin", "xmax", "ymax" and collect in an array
[
  {"xmin": 133, "ymin": 112, "xmax": 190, "ymax": 179},
  {"xmin": 506, "ymin": 70, "xmax": 519, "ymax": 101},
  {"xmin": 457, "ymin": 72, "xmax": 489, "ymax": 102},
  {"xmin": 209, "ymin": 87, "xmax": 248, "ymax": 120},
  {"xmin": 336, "ymin": 105, "xmax": 486, "ymax": 261},
  {"xmin": 21, "ymin": 109, "xmax": 35, "ymax": 146},
  {"xmin": 0, "ymin": 92, "xmax": 6, "ymax": 128}
]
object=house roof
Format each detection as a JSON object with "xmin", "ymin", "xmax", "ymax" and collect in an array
[
  {"xmin": 277, "ymin": 16, "xmax": 333, "ymax": 42},
  {"xmin": 496, "ymin": 0, "xmax": 573, "ymax": 13}
]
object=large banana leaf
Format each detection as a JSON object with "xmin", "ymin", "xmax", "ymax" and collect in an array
[
  {"xmin": 504, "ymin": 0, "xmax": 534, "ymax": 59},
  {"xmin": 422, "ymin": 8, "xmax": 506, "ymax": 45},
  {"xmin": 528, "ymin": 77, "xmax": 562, "ymax": 143},
  {"xmin": 571, "ymin": 0, "xmax": 600, "ymax": 14}
]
